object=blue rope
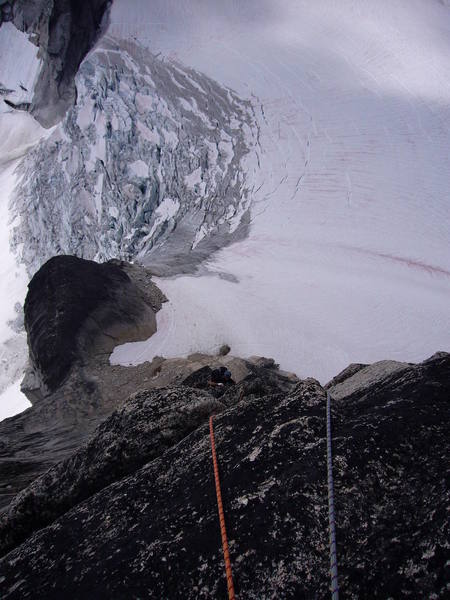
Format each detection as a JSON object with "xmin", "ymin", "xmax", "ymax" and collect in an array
[{"xmin": 326, "ymin": 391, "xmax": 339, "ymax": 599}]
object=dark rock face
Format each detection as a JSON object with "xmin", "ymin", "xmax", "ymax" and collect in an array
[
  {"xmin": 0, "ymin": 378, "xmax": 330, "ymax": 599},
  {"xmin": 0, "ymin": 322, "xmax": 293, "ymax": 511},
  {"xmin": 0, "ymin": 347, "xmax": 298, "ymax": 512},
  {"xmin": 181, "ymin": 365, "xmax": 215, "ymax": 390},
  {"xmin": 3, "ymin": 0, "xmax": 111, "ymax": 126},
  {"xmin": 0, "ymin": 1, "xmax": 13, "ymax": 26},
  {"xmin": 327, "ymin": 358, "xmax": 412, "ymax": 401},
  {"xmin": 331, "ymin": 352, "xmax": 450, "ymax": 598},
  {"xmin": 0, "ymin": 387, "xmax": 224, "ymax": 558},
  {"xmin": 24, "ymin": 255, "xmax": 151, "ymax": 395},
  {"xmin": 0, "ymin": 353, "xmax": 448, "ymax": 598}
]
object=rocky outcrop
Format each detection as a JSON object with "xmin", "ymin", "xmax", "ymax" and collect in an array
[
  {"xmin": 0, "ymin": 255, "xmax": 167, "ymax": 509},
  {"xmin": 0, "ymin": 353, "xmax": 448, "ymax": 598},
  {"xmin": 327, "ymin": 358, "xmax": 411, "ymax": 400},
  {"xmin": 23, "ymin": 255, "xmax": 164, "ymax": 398},
  {"xmin": 324, "ymin": 361, "xmax": 367, "ymax": 389},
  {"xmin": 1, "ymin": 357, "xmax": 300, "ymax": 557},
  {"xmin": 0, "ymin": 1, "xmax": 12, "ymax": 26},
  {"xmin": 0, "ymin": 387, "xmax": 225, "ymax": 558},
  {"xmin": 0, "ymin": 351, "xmax": 298, "ymax": 559},
  {"xmin": 0, "ymin": 378, "xmax": 330, "ymax": 599},
  {"xmin": 330, "ymin": 351, "xmax": 449, "ymax": 598},
  {"xmin": 1, "ymin": 0, "xmax": 112, "ymax": 126},
  {"xmin": 0, "ymin": 255, "xmax": 297, "ymax": 511},
  {"xmin": 0, "ymin": 348, "xmax": 298, "ymax": 510}
]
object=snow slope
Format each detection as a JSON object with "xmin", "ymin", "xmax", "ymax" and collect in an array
[
  {"xmin": 111, "ymin": 0, "xmax": 450, "ymax": 381},
  {"xmin": 0, "ymin": 23, "xmax": 41, "ymax": 113},
  {"xmin": 0, "ymin": 23, "xmax": 50, "ymax": 419},
  {"xmin": 0, "ymin": 111, "xmax": 49, "ymax": 420}
]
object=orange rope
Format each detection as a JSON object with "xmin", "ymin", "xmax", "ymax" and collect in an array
[{"xmin": 209, "ymin": 415, "xmax": 236, "ymax": 600}]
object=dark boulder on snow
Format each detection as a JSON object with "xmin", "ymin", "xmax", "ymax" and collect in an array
[
  {"xmin": 0, "ymin": 353, "xmax": 448, "ymax": 598},
  {"xmin": 23, "ymin": 255, "xmax": 162, "ymax": 397}
]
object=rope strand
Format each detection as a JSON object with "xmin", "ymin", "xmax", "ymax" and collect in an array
[
  {"xmin": 209, "ymin": 416, "xmax": 236, "ymax": 600},
  {"xmin": 326, "ymin": 391, "xmax": 339, "ymax": 600}
]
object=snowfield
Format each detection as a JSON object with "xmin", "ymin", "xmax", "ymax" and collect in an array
[
  {"xmin": 0, "ymin": 24, "xmax": 48, "ymax": 419},
  {"xmin": 111, "ymin": 0, "xmax": 450, "ymax": 381},
  {"xmin": 0, "ymin": 23, "xmax": 41, "ymax": 114},
  {"xmin": 0, "ymin": 112, "xmax": 50, "ymax": 420}
]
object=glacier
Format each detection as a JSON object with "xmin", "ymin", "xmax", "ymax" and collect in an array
[
  {"xmin": 11, "ymin": 36, "xmax": 258, "ymax": 276},
  {"xmin": 1, "ymin": 26, "xmax": 257, "ymax": 419},
  {"xmin": 110, "ymin": 0, "xmax": 450, "ymax": 381}
]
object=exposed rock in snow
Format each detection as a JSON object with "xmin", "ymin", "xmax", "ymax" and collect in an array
[
  {"xmin": 0, "ymin": 23, "xmax": 40, "ymax": 114},
  {"xmin": 0, "ymin": 255, "xmax": 165, "ymax": 507},
  {"xmin": 23, "ymin": 255, "xmax": 164, "ymax": 398},
  {"xmin": 0, "ymin": 0, "xmax": 111, "ymax": 126},
  {"xmin": 0, "ymin": 352, "xmax": 448, "ymax": 598},
  {"xmin": 11, "ymin": 37, "xmax": 257, "ymax": 276}
]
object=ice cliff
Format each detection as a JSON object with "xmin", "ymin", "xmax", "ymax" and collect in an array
[{"xmin": 11, "ymin": 37, "xmax": 258, "ymax": 276}]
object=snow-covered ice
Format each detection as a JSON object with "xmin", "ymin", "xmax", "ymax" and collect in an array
[
  {"xmin": 111, "ymin": 0, "xmax": 450, "ymax": 381},
  {"xmin": 0, "ymin": 23, "xmax": 41, "ymax": 113},
  {"xmin": 0, "ymin": 380, "xmax": 30, "ymax": 422},
  {"xmin": 0, "ymin": 22, "xmax": 52, "ymax": 420},
  {"xmin": 0, "ymin": 112, "xmax": 49, "ymax": 420},
  {"xmin": 11, "ymin": 38, "xmax": 255, "ymax": 274}
]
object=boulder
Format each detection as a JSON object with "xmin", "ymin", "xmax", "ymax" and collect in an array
[
  {"xmin": 23, "ymin": 255, "xmax": 163, "ymax": 398},
  {"xmin": 327, "ymin": 359, "xmax": 411, "ymax": 400},
  {"xmin": 324, "ymin": 362, "xmax": 367, "ymax": 389},
  {"xmin": 0, "ymin": 256, "xmax": 165, "ymax": 510}
]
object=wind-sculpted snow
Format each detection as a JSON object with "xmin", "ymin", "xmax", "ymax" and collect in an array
[{"xmin": 11, "ymin": 37, "xmax": 257, "ymax": 275}]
